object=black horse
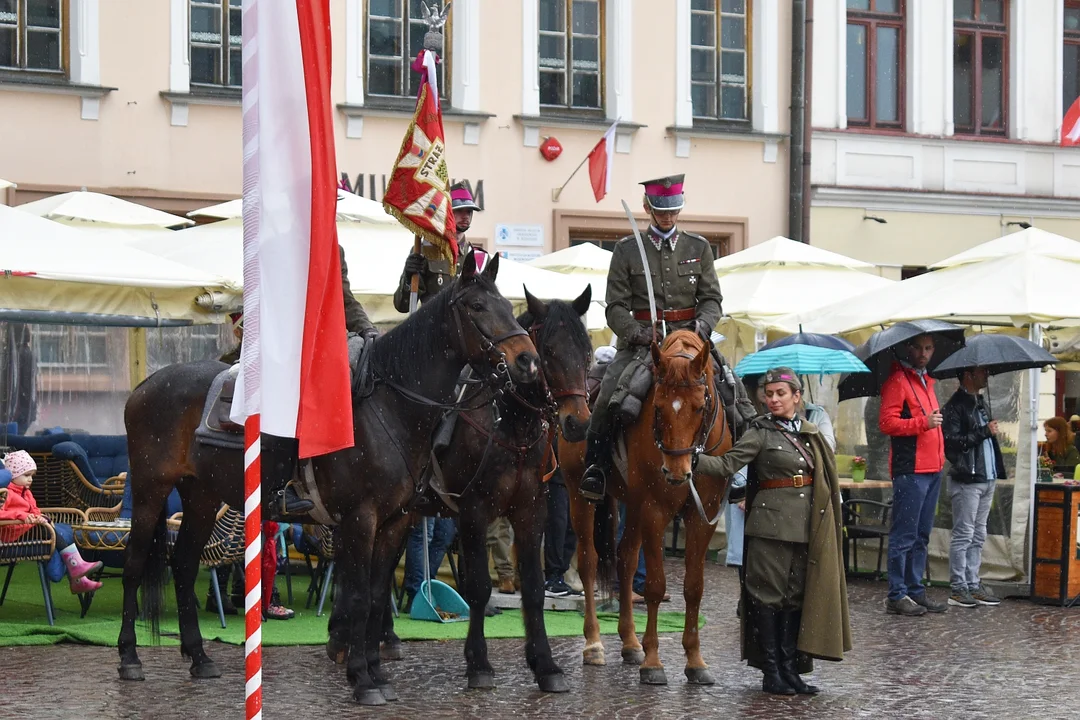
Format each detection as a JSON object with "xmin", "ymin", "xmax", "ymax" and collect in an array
[
  {"xmin": 326, "ymin": 286, "xmax": 594, "ymax": 696},
  {"xmin": 117, "ymin": 251, "xmax": 539, "ymax": 706}
]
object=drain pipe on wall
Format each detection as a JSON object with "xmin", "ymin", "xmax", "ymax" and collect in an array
[
  {"xmin": 801, "ymin": 0, "xmax": 814, "ymax": 245},
  {"xmin": 788, "ymin": 0, "xmax": 807, "ymax": 242}
]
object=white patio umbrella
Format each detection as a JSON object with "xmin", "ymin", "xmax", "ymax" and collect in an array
[
  {"xmin": 16, "ymin": 190, "xmax": 193, "ymax": 228},
  {"xmin": 528, "ymin": 242, "xmax": 612, "ymax": 275},
  {"xmin": 715, "ymin": 236, "xmax": 875, "ymax": 272},
  {"xmin": 188, "ymin": 189, "xmax": 397, "ymax": 225},
  {"xmin": 930, "ymin": 226, "xmax": 1080, "ymax": 268},
  {"xmin": 0, "ymin": 178, "xmax": 14, "ymax": 189}
]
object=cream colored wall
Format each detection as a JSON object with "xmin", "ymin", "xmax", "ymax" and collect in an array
[{"xmin": 0, "ymin": 0, "xmax": 791, "ymax": 251}]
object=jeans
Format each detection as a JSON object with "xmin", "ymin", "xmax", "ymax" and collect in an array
[
  {"xmin": 544, "ymin": 481, "xmax": 577, "ymax": 580},
  {"xmin": 723, "ymin": 501, "xmax": 745, "ymax": 566},
  {"xmin": 404, "ymin": 517, "xmax": 457, "ymax": 597},
  {"xmin": 887, "ymin": 472, "xmax": 942, "ymax": 601},
  {"xmin": 46, "ymin": 522, "xmax": 75, "ymax": 582},
  {"xmin": 616, "ymin": 503, "xmax": 647, "ymax": 593},
  {"xmin": 948, "ymin": 478, "xmax": 996, "ymax": 592}
]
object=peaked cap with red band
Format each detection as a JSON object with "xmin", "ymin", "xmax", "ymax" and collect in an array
[
  {"xmin": 449, "ymin": 181, "xmax": 481, "ymax": 212},
  {"xmin": 641, "ymin": 174, "xmax": 685, "ymax": 211}
]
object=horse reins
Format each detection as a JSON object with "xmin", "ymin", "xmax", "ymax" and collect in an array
[{"xmin": 651, "ymin": 352, "xmax": 725, "ymax": 457}]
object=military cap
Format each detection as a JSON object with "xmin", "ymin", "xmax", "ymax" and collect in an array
[
  {"xmin": 762, "ymin": 366, "xmax": 802, "ymax": 392},
  {"xmin": 449, "ymin": 182, "xmax": 481, "ymax": 211},
  {"xmin": 640, "ymin": 174, "xmax": 685, "ymax": 211}
]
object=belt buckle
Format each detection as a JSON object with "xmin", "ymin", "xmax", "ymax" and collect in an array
[{"xmin": 792, "ymin": 474, "xmax": 804, "ymax": 488}]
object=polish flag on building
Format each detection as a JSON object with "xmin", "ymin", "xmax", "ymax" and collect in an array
[
  {"xmin": 231, "ymin": 0, "xmax": 354, "ymax": 459},
  {"xmin": 1063, "ymin": 95, "xmax": 1080, "ymax": 146},
  {"xmin": 588, "ymin": 120, "xmax": 618, "ymax": 202}
]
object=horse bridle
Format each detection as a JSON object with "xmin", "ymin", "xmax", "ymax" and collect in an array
[
  {"xmin": 448, "ymin": 286, "xmax": 529, "ymax": 392},
  {"xmin": 652, "ymin": 352, "xmax": 725, "ymax": 457},
  {"xmin": 525, "ymin": 321, "xmax": 589, "ymax": 421}
]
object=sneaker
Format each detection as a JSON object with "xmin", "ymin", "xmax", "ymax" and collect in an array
[
  {"xmin": 971, "ymin": 584, "xmax": 1002, "ymax": 606},
  {"xmin": 910, "ymin": 593, "xmax": 949, "ymax": 613},
  {"xmin": 545, "ymin": 578, "xmax": 571, "ymax": 597},
  {"xmin": 948, "ymin": 589, "xmax": 979, "ymax": 608},
  {"xmin": 885, "ymin": 595, "xmax": 927, "ymax": 616}
]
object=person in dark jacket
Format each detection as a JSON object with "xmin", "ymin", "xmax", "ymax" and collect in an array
[
  {"xmin": 878, "ymin": 335, "xmax": 948, "ymax": 617},
  {"xmin": 942, "ymin": 366, "xmax": 1005, "ymax": 609}
]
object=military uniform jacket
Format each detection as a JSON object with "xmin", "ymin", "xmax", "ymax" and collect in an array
[
  {"xmin": 340, "ymin": 245, "xmax": 376, "ymax": 335},
  {"xmin": 393, "ymin": 240, "xmax": 473, "ymax": 312},
  {"xmin": 605, "ymin": 229, "xmax": 723, "ymax": 350}
]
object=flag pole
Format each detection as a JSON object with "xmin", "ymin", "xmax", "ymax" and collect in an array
[
  {"xmin": 551, "ymin": 118, "xmax": 619, "ymax": 202},
  {"xmin": 409, "ymin": 234, "xmax": 422, "ymax": 313},
  {"xmin": 243, "ymin": 416, "xmax": 263, "ymax": 720}
]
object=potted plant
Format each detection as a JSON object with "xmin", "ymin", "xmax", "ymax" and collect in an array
[
  {"xmin": 851, "ymin": 456, "xmax": 867, "ymax": 483},
  {"xmin": 1038, "ymin": 455, "xmax": 1055, "ymax": 483}
]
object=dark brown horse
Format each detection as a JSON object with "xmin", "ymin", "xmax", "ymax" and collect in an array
[
  {"xmin": 562, "ymin": 330, "xmax": 732, "ymax": 684},
  {"xmin": 326, "ymin": 287, "xmax": 594, "ymax": 695},
  {"xmin": 118, "ymin": 252, "xmax": 540, "ymax": 706}
]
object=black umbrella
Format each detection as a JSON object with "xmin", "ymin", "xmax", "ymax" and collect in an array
[
  {"xmin": 838, "ymin": 320, "xmax": 967, "ymax": 401},
  {"xmin": 761, "ymin": 331, "xmax": 856, "ymax": 353}
]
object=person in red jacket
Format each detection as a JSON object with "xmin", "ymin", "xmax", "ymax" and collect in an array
[{"xmin": 878, "ymin": 334, "xmax": 948, "ymax": 617}]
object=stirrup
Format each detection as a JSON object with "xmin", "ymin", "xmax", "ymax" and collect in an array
[
  {"xmin": 273, "ymin": 482, "xmax": 314, "ymax": 520},
  {"xmin": 579, "ymin": 467, "xmax": 606, "ymax": 502}
]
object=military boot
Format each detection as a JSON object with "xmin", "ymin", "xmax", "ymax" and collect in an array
[
  {"xmin": 579, "ymin": 429, "xmax": 612, "ymax": 503},
  {"xmin": 756, "ymin": 606, "xmax": 796, "ymax": 696},
  {"xmin": 262, "ymin": 434, "xmax": 314, "ymax": 520},
  {"xmin": 779, "ymin": 610, "xmax": 820, "ymax": 695}
]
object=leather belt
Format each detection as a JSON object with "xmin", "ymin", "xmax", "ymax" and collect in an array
[
  {"xmin": 633, "ymin": 307, "xmax": 696, "ymax": 323},
  {"xmin": 758, "ymin": 475, "xmax": 810, "ymax": 491}
]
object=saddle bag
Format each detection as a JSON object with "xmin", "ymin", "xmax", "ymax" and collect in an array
[{"xmin": 609, "ymin": 351, "xmax": 653, "ymax": 424}]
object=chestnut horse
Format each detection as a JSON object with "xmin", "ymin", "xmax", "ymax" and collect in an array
[{"xmin": 563, "ymin": 329, "xmax": 732, "ymax": 685}]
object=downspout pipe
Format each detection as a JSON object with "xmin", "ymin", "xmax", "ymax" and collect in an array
[
  {"xmin": 802, "ymin": 0, "xmax": 814, "ymax": 245},
  {"xmin": 788, "ymin": 0, "xmax": 807, "ymax": 242}
]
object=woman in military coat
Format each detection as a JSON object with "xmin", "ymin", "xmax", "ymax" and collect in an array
[{"xmin": 696, "ymin": 367, "xmax": 851, "ymax": 695}]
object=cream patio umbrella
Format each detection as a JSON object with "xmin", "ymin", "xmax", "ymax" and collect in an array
[
  {"xmin": 930, "ymin": 227, "xmax": 1080, "ymax": 268},
  {"xmin": 16, "ymin": 190, "xmax": 193, "ymax": 229},
  {"xmin": 528, "ymin": 242, "xmax": 613, "ymax": 275},
  {"xmin": 715, "ymin": 235, "xmax": 875, "ymax": 272},
  {"xmin": 188, "ymin": 189, "xmax": 398, "ymax": 225}
]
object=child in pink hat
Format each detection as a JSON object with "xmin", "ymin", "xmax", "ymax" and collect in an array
[{"xmin": 1, "ymin": 450, "xmax": 104, "ymax": 594}]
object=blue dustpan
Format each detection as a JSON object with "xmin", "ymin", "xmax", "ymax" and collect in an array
[{"xmin": 410, "ymin": 579, "xmax": 470, "ymax": 623}]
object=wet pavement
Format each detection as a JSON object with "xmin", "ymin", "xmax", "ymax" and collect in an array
[{"xmin": 5, "ymin": 560, "xmax": 1080, "ymax": 719}]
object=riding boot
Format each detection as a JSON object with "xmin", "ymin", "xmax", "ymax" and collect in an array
[
  {"xmin": 756, "ymin": 605, "xmax": 796, "ymax": 695},
  {"xmin": 780, "ymin": 610, "xmax": 820, "ymax": 695},
  {"xmin": 262, "ymin": 433, "xmax": 314, "ymax": 519},
  {"xmin": 579, "ymin": 429, "xmax": 612, "ymax": 503}
]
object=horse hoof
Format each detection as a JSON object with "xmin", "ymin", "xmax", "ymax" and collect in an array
[
  {"xmin": 190, "ymin": 660, "xmax": 222, "ymax": 679},
  {"xmin": 326, "ymin": 639, "xmax": 347, "ymax": 665},
  {"xmin": 684, "ymin": 667, "xmax": 716, "ymax": 685},
  {"xmin": 639, "ymin": 667, "xmax": 668, "ymax": 686},
  {"xmin": 376, "ymin": 684, "xmax": 399, "ymax": 702},
  {"xmin": 537, "ymin": 673, "xmax": 570, "ymax": 693},
  {"xmin": 622, "ymin": 647, "xmax": 645, "ymax": 665},
  {"xmin": 381, "ymin": 643, "xmax": 403, "ymax": 662},
  {"xmin": 354, "ymin": 688, "xmax": 387, "ymax": 706},
  {"xmin": 582, "ymin": 644, "xmax": 606, "ymax": 666},
  {"xmin": 468, "ymin": 671, "xmax": 496, "ymax": 690},
  {"xmin": 117, "ymin": 664, "xmax": 144, "ymax": 682}
]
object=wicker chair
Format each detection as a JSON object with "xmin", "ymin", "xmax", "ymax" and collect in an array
[
  {"xmin": 167, "ymin": 506, "xmax": 245, "ymax": 628},
  {"xmin": 49, "ymin": 439, "xmax": 128, "ymax": 511},
  {"xmin": 0, "ymin": 518, "xmax": 58, "ymax": 626},
  {"xmin": 295, "ymin": 524, "xmax": 336, "ymax": 617}
]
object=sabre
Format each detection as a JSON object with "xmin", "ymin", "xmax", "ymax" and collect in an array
[{"xmin": 621, "ymin": 200, "xmax": 665, "ymax": 339}]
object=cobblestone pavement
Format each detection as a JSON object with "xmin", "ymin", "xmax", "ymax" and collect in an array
[{"xmin": 5, "ymin": 561, "xmax": 1080, "ymax": 719}]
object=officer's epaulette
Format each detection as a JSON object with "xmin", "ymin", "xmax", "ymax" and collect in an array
[
  {"xmin": 680, "ymin": 230, "xmax": 709, "ymax": 244},
  {"xmin": 615, "ymin": 234, "xmax": 636, "ymax": 245}
]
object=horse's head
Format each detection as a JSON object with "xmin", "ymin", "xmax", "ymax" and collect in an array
[
  {"xmin": 651, "ymin": 330, "xmax": 718, "ymax": 486},
  {"xmin": 522, "ymin": 284, "xmax": 593, "ymax": 442},
  {"xmin": 451, "ymin": 249, "xmax": 540, "ymax": 386}
]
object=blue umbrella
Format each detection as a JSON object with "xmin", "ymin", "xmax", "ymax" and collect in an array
[
  {"xmin": 760, "ymin": 332, "xmax": 856, "ymax": 353},
  {"xmin": 735, "ymin": 345, "xmax": 871, "ymax": 378}
]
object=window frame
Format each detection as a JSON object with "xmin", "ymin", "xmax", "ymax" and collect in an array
[
  {"xmin": 689, "ymin": 0, "xmax": 752, "ymax": 125},
  {"xmin": 188, "ymin": 0, "xmax": 242, "ymax": 89},
  {"xmin": 33, "ymin": 326, "xmax": 110, "ymax": 371},
  {"xmin": 952, "ymin": 0, "xmax": 1009, "ymax": 137},
  {"xmin": 1063, "ymin": 1, "xmax": 1080, "ymax": 111},
  {"xmin": 845, "ymin": 0, "xmax": 905, "ymax": 131},
  {"xmin": 0, "ymin": 0, "xmax": 68, "ymax": 76},
  {"xmin": 364, "ymin": 0, "xmax": 452, "ymax": 103},
  {"xmin": 537, "ymin": 0, "xmax": 605, "ymax": 113}
]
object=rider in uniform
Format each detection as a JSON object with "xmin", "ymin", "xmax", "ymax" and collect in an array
[
  {"xmin": 579, "ymin": 174, "xmax": 723, "ymax": 501},
  {"xmin": 393, "ymin": 181, "xmax": 479, "ymax": 311}
]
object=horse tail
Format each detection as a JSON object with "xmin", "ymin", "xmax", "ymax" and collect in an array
[
  {"xmin": 141, "ymin": 506, "xmax": 170, "ymax": 643},
  {"xmin": 592, "ymin": 493, "xmax": 618, "ymax": 598}
]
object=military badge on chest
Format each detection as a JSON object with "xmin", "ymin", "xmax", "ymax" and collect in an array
[{"xmin": 688, "ymin": 276, "xmax": 697, "ymax": 285}]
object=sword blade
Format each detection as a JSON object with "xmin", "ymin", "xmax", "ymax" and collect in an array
[{"xmin": 621, "ymin": 200, "xmax": 663, "ymax": 339}]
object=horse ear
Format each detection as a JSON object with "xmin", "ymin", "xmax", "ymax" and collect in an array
[
  {"xmin": 460, "ymin": 249, "xmax": 478, "ymax": 283},
  {"xmin": 651, "ymin": 338, "xmax": 663, "ymax": 367},
  {"xmin": 571, "ymin": 284, "xmax": 592, "ymax": 317},
  {"xmin": 524, "ymin": 286, "xmax": 548, "ymax": 320},
  {"xmin": 481, "ymin": 250, "xmax": 500, "ymax": 282},
  {"xmin": 691, "ymin": 344, "xmax": 710, "ymax": 377}
]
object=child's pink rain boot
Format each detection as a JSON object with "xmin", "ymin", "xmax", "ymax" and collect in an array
[
  {"xmin": 59, "ymin": 544, "xmax": 103, "ymax": 579},
  {"xmin": 69, "ymin": 574, "xmax": 103, "ymax": 595}
]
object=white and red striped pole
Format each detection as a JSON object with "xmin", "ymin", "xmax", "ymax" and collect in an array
[{"xmin": 243, "ymin": 415, "xmax": 262, "ymax": 720}]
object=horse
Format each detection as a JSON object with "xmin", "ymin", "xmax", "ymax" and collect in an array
[
  {"xmin": 325, "ymin": 286, "xmax": 594, "ymax": 694},
  {"xmin": 562, "ymin": 329, "xmax": 732, "ymax": 685},
  {"xmin": 117, "ymin": 251, "xmax": 540, "ymax": 706}
]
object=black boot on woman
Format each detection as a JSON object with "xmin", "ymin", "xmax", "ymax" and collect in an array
[
  {"xmin": 756, "ymin": 606, "xmax": 795, "ymax": 695},
  {"xmin": 779, "ymin": 610, "xmax": 820, "ymax": 695}
]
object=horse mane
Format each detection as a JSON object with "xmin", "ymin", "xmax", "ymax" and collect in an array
[
  {"xmin": 517, "ymin": 299, "xmax": 592, "ymax": 358},
  {"xmin": 656, "ymin": 329, "xmax": 712, "ymax": 385},
  {"xmin": 371, "ymin": 272, "xmax": 496, "ymax": 386}
]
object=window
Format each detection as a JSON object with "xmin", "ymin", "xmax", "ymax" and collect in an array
[
  {"xmin": 190, "ymin": 0, "xmax": 242, "ymax": 87},
  {"xmin": 690, "ymin": 0, "xmax": 750, "ymax": 122},
  {"xmin": 846, "ymin": 0, "xmax": 904, "ymax": 129},
  {"xmin": 538, "ymin": 0, "xmax": 602, "ymax": 111},
  {"xmin": 0, "ymin": 0, "xmax": 64, "ymax": 73},
  {"xmin": 34, "ymin": 327, "xmax": 109, "ymax": 370},
  {"xmin": 367, "ymin": 0, "xmax": 448, "ymax": 99},
  {"xmin": 953, "ymin": 0, "xmax": 1007, "ymax": 136},
  {"xmin": 1065, "ymin": 2, "xmax": 1080, "ymax": 111}
]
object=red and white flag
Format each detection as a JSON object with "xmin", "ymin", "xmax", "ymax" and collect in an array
[
  {"xmin": 588, "ymin": 120, "xmax": 618, "ymax": 202},
  {"xmin": 232, "ymin": 0, "xmax": 354, "ymax": 459},
  {"xmin": 1064, "ymin": 96, "xmax": 1080, "ymax": 146}
]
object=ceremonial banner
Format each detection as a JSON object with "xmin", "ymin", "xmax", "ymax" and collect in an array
[{"xmin": 382, "ymin": 49, "xmax": 458, "ymax": 268}]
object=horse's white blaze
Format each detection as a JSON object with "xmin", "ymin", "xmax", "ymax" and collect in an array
[{"xmin": 671, "ymin": 398, "xmax": 683, "ymax": 414}]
